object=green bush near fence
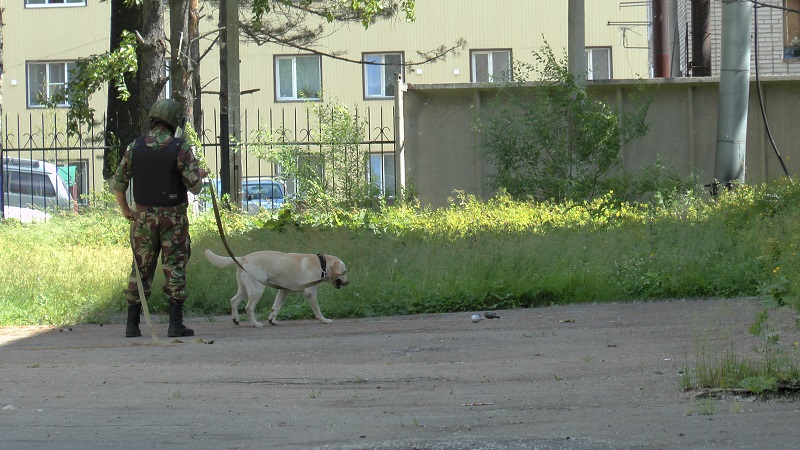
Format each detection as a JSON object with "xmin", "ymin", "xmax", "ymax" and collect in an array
[{"xmin": 3, "ymin": 177, "xmax": 800, "ymax": 329}]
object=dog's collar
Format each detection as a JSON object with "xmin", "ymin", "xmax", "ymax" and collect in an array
[{"xmin": 317, "ymin": 253, "xmax": 327, "ymax": 279}]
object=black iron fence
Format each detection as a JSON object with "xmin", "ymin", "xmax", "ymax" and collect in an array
[{"xmin": 1, "ymin": 105, "xmax": 396, "ymax": 219}]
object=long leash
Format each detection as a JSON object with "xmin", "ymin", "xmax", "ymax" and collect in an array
[
  {"xmin": 208, "ymin": 182, "xmax": 327, "ymax": 291},
  {"xmin": 129, "ymin": 216, "xmax": 213, "ymax": 344}
]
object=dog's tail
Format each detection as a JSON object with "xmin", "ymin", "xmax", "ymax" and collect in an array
[{"xmin": 204, "ymin": 249, "xmax": 239, "ymax": 269}]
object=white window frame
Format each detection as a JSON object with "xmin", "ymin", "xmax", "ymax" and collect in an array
[
  {"xmin": 26, "ymin": 61, "xmax": 75, "ymax": 108},
  {"xmin": 25, "ymin": 0, "xmax": 86, "ymax": 8},
  {"xmin": 586, "ymin": 47, "xmax": 612, "ymax": 80},
  {"xmin": 275, "ymin": 55, "xmax": 322, "ymax": 101},
  {"xmin": 369, "ymin": 153, "xmax": 396, "ymax": 198},
  {"xmin": 470, "ymin": 49, "xmax": 512, "ymax": 83},
  {"xmin": 363, "ymin": 52, "xmax": 404, "ymax": 99}
]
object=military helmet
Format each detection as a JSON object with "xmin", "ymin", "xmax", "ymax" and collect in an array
[{"xmin": 148, "ymin": 99, "xmax": 183, "ymax": 130}]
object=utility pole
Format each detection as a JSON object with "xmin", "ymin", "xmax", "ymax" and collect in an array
[
  {"xmin": 568, "ymin": 0, "xmax": 586, "ymax": 86},
  {"xmin": 218, "ymin": 0, "xmax": 242, "ymax": 207},
  {"xmin": 714, "ymin": 0, "xmax": 752, "ymax": 187},
  {"xmin": 669, "ymin": 0, "xmax": 681, "ymax": 77}
]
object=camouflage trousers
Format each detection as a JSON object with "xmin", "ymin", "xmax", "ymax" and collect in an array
[{"xmin": 125, "ymin": 206, "xmax": 191, "ymax": 305}]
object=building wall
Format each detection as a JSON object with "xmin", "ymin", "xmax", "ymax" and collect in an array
[
  {"xmin": 213, "ymin": 0, "xmax": 652, "ymax": 135},
  {"xmin": 3, "ymin": 1, "xmax": 111, "ymax": 119},
  {"xmin": 2, "ymin": 0, "xmax": 649, "ymax": 130}
]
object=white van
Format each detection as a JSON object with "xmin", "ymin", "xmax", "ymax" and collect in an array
[{"xmin": 2, "ymin": 157, "xmax": 71, "ymax": 211}]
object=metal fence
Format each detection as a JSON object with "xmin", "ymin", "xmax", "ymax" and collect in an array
[{"xmin": 1, "ymin": 105, "xmax": 396, "ymax": 218}]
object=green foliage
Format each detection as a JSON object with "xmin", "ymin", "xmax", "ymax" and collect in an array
[
  {"xmin": 48, "ymin": 30, "xmax": 138, "ymax": 136},
  {"xmin": 3, "ymin": 176, "xmax": 800, "ymax": 335},
  {"xmin": 250, "ymin": 0, "xmax": 416, "ymax": 28},
  {"xmin": 685, "ymin": 342, "xmax": 800, "ymax": 396},
  {"xmin": 475, "ymin": 41, "xmax": 651, "ymax": 202},
  {"xmin": 248, "ymin": 98, "xmax": 384, "ymax": 214}
]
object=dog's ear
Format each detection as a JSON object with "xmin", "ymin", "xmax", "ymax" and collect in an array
[{"xmin": 331, "ymin": 258, "xmax": 347, "ymax": 276}]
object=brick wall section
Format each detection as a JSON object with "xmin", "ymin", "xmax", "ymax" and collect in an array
[{"xmin": 681, "ymin": 0, "xmax": 800, "ymax": 77}]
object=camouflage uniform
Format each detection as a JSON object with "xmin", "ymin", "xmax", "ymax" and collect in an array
[{"xmin": 109, "ymin": 124, "xmax": 205, "ymax": 307}]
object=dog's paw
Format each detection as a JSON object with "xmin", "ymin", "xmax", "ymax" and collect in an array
[
  {"xmin": 269, "ymin": 318, "xmax": 278, "ymax": 325},
  {"xmin": 321, "ymin": 318, "xmax": 333, "ymax": 324},
  {"xmin": 252, "ymin": 321, "xmax": 264, "ymax": 328},
  {"xmin": 232, "ymin": 318, "xmax": 240, "ymax": 325}
]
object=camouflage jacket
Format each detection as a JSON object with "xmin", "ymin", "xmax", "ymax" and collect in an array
[{"xmin": 108, "ymin": 124, "xmax": 205, "ymax": 203}]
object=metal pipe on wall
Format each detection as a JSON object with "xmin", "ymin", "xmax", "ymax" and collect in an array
[
  {"xmin": 653, "ymin": 0, "xmax": 671, "ymax": 77},
  {"xmin": 714, "ymin": 0, "xmax": 752, "ymax": 185}
]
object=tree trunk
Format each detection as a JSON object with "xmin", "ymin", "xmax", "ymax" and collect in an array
[
  {"xmin": 105, "ymin": 0, "xmax": 144, "ymax": 179},
  {"xmin": 0, "ymin": 1, "xmax": 4, "ymax": 136},
  {"xmin": 190, "ymin": 0, "xmax": 202, "ymax": 133},
  {"xmin": 0, "ymin": 2, "xmax": 3, "ymax": 215},
  {"xmin": 170, "ymin": 0, "xmax": 193, "ymax": 126},
  {"xmin": 219, "ymin": 0, "xmax": 229, "ymax": 116},
  {"xmin": 138, "ymin": 0, "xmax": 167, "ymax": 127},
  {"xmin": 105, "ymin": 0, "xmax": 166, "ymax": 179}
]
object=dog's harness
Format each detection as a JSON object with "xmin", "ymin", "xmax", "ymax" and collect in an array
[{"xmin": 210, "ymin": 182, "xmax": 329, "ymax": 291}]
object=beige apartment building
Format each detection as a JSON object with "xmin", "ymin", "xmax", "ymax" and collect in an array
[
  {"xmin": 3, "ymin": 1, "xmax": 650, "ymax": 127},
  {"xmin": 1, "ymin": 0, "xmax": 652, "ymax": 206}
]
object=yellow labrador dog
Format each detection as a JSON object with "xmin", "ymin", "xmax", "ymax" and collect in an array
[{"xmin": 204, "ymin": 249, "xmax": 349, "ymax": 326}]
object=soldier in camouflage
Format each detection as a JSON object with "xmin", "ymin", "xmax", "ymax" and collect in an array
[{"xmin": 109, "ymin": 99, "xmax": 208, "ymax": 338}]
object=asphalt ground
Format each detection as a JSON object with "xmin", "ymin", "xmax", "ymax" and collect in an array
[{"xmin": 1, "ymin": 298, "xmax": 799, "ymax": 449}]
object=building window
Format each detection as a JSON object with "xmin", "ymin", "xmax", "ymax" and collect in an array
[
  {"xmin": 784, "ymin": 0, "xmax": 800, "ymax": 60},
  {"xmin": 25, "ymin": 0, "xmax": 85, "ymax": 7},
  {"xmin": 369, "ymin": 153, "xmax": 396, "ymax": 198},
  {"xmin": 275, "ymin": 55, "xmax": 322, "ymax": 101},
  {"xmin": 586, "ymin": 47, "xmax": 612, "ymax": 80},
  {"xmin": 27, "ymin": 61, "xmax": 75, "ymax": 108},
  {"xmin": 471, "ymin": 50, "xmax": 512, "ymax": 83},
  {"xmin": 364, "ymin": 53, "xmax": 403, "ymax": 99}
]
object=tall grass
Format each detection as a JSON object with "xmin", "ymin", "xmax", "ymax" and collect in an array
[{"xmin": 2, "ymin": 178, "xmax": 800, "ymax": 328}]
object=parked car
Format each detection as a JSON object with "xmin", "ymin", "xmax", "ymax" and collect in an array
[
  {"xmin": 193, "ymin": 177, "xmax": 286, "ymax": 214},
  {"xmin": 2, "ymin": 205, "xmax": 50, "ymax": 223},
  {"xmin": 2, "ymin": 157, "xmax": 71, "ymax": 211},
  {"xmin": 242, "ymin": 178, "xmax": 286, "ymax": 213}
]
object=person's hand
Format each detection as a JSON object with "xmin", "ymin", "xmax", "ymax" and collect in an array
[
  {"xmin": 199, "ymin": 168, "xmax": 209, "ymax": 179},
  {"xmin": 122, "ymin": 208, "xmax": 135, "ymax": 221}
]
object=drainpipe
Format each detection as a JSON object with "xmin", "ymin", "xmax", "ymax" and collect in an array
[
  {"xmin": 714, "ymin": 0, "xmax": 752, "ymax": 186},
  {"xmin": 691, "ymin": 0, "xmax": 712, "ymax": 76},
  {"xmin": 669, "ymin": 0, "xmax": 682, "ymax": 77},
  {"xmin": 394, "ymin": 73, "xmax": 407, "ymax": 196},
  {"xmin": 653, "ymin": 0, "xmax": 671, "ymax": 77}
]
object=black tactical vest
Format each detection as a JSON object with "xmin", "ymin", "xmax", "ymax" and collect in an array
[{"xmin": 132, "ymin": 137, "xmax": 188, "ymax": 206}]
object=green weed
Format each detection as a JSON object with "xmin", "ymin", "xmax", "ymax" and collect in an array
[{"xmin": 3, "ymin": 177, "xmax": 800, "ymax": 330}]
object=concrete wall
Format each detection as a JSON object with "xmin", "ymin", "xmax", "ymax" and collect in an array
[{"xmin": 402, "ymin": 77, "xmax": 800, "ymax": 207}]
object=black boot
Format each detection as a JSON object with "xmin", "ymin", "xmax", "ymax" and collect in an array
[
  {"xmin": 167, "ymin": 299, "xmax": 194, "ymax": 337},
  {"xmin": 125, "ymin": 302, "xmax": 142, "ymax": 338}
]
